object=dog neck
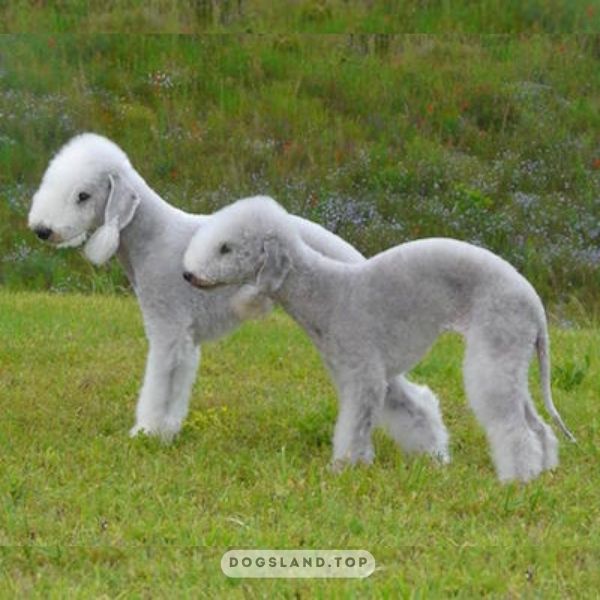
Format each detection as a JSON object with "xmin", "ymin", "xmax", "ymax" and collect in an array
[
  {"xmin": 274, "ymin": 240, "xmax": 353, "ymax": 346},
  {"xmin": 114, "ymin": 168, "xmax": 182, "ymax": 284}
]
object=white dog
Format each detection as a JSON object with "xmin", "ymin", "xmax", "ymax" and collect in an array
[
  {"xmin": 183, "ymin": 196, "xmax": 575, "ymax": 482},
  {"xmin": 28, "ymin": 133, "xmax": 449, "ymax": 460}
]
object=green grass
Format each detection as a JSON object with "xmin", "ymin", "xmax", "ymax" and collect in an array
[
  {"xmin": 1, "ymin": 6, "xmax": 598, "ymax": 595},
  {"xmin": 1, "ymin": 0, "xmax": 599, "ymax": 33},
  {"xmin": 1, "ymin": 291, "xmax": 599, "ymax": 596}
]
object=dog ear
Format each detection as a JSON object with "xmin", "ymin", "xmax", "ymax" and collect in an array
[
  {"xmin": 256, "ymin": 237, "xmax": 291, "ymax": 295},
  {"xmin": 84, "ymin": 173, "xmax": 140, "ymax": 265}
]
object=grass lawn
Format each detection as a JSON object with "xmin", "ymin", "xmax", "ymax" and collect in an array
[{"xmin": 0, "ymin": 291, "xmax": 598, "ymax": 596}]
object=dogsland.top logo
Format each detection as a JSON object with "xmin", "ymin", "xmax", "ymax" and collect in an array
[{"xmin": 221, "ymin": 550, "xmax": 375, "ymax": 578}]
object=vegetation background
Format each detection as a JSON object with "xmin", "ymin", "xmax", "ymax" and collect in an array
[
  {"xmin": 0, "ymin": 3, "xmax": 599, "ymax": 316},
  {"xmin": 0, "ymin": 1, "xmax": 599, "ymax": 597}
]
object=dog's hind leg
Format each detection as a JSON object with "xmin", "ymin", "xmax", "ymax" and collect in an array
[
  {"xmin": 379, "ymin": 376, "xmax": 450, "ymax": 464},
  {"xmin": 524, "ymin": 399, "xmax": 558, "ymax": 471},
  {"xmin": 463, "ymin": 329, "xmax": 545, "ymax": 483}
]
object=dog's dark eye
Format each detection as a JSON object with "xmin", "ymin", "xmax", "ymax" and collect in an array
[
  {"xmin": 78, "ymin": 191, "xmax": 91, "ymax": 203},
  {"xmin": 220, "ymin": 243, "xmax": 231, "ymax": 255}
]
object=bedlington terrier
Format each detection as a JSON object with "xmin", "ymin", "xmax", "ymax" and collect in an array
[
  {"xmin": 183, "ymin": 196, "xmax": 576, "ymax": 483},
  {"xmin": 28, "ymin": 133, "xmax": 448, "ymax": 460}
]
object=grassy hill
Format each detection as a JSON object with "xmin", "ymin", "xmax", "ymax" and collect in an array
[
  {"xmin": 2, "ymin": 0, "xmax": 599, "ymax": 33},
  {"xmin": 0, "ymin": 33, "xmax": 599, "ymax": 315}
]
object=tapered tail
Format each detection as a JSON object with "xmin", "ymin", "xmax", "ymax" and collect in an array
[{"xmin": 537, "ymin": 330, "xmax": 576, "ymax": 442}]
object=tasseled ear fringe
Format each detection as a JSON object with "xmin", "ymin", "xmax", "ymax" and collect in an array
[
  {"xmin": 230, "ymin": 284, "xmax": 274, "ymax": 321},
  {"xmin": 83, "ymin": 220, "xmax": 120, "ymax": 265}
]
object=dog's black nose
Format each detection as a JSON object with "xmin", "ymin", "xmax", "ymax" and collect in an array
[
  {"xmin": 182, "ymin": 271, "xmax": 193, "ymax": 283},
  {"xmin": 34, "ymin": 226, "xmax": 53, "ymax": 240}
]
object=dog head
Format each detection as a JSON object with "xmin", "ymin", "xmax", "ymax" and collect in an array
[
  {"xmin": 182, "ymin": 196, "xmax": 292, "ymax": 296},
  {"xmin": 28, "ymin": 133, "xmax": 140, "ymax": 265}
]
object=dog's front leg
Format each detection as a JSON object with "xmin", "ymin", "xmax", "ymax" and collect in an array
[
  {"xmin": 130, "ymin": 333, "xmax": 200, "ymax": 441},
  {"xmin": 330, "ymin": 366, "xmax": 385, "ymax": 470}
]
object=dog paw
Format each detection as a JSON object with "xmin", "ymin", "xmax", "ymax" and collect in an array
[
  {"xmin": 129, "ymin": 423, "xmax": 156, "ymax": 438},
  {"xmin": 431, "ymin": 448, "xmax": 451, "ymax": 465},
  {"xmin": 330, "ymin": 448, "xmax": 374, "ymax": 473},
  {"xmin": 130, "ymin": 419, "xmax": 181, "ymax": 443},
  {"xmin": 329, "ymin": 458, "xmax": 350, "ymax": 474},
  {"xmin": 158, "ymin": 418, "xmax": 182, "ymax": 443}
]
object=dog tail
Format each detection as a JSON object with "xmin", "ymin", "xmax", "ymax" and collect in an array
[{"xmin": 536, "ymin": 329, "xmax": 576, "ymax": 442}]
